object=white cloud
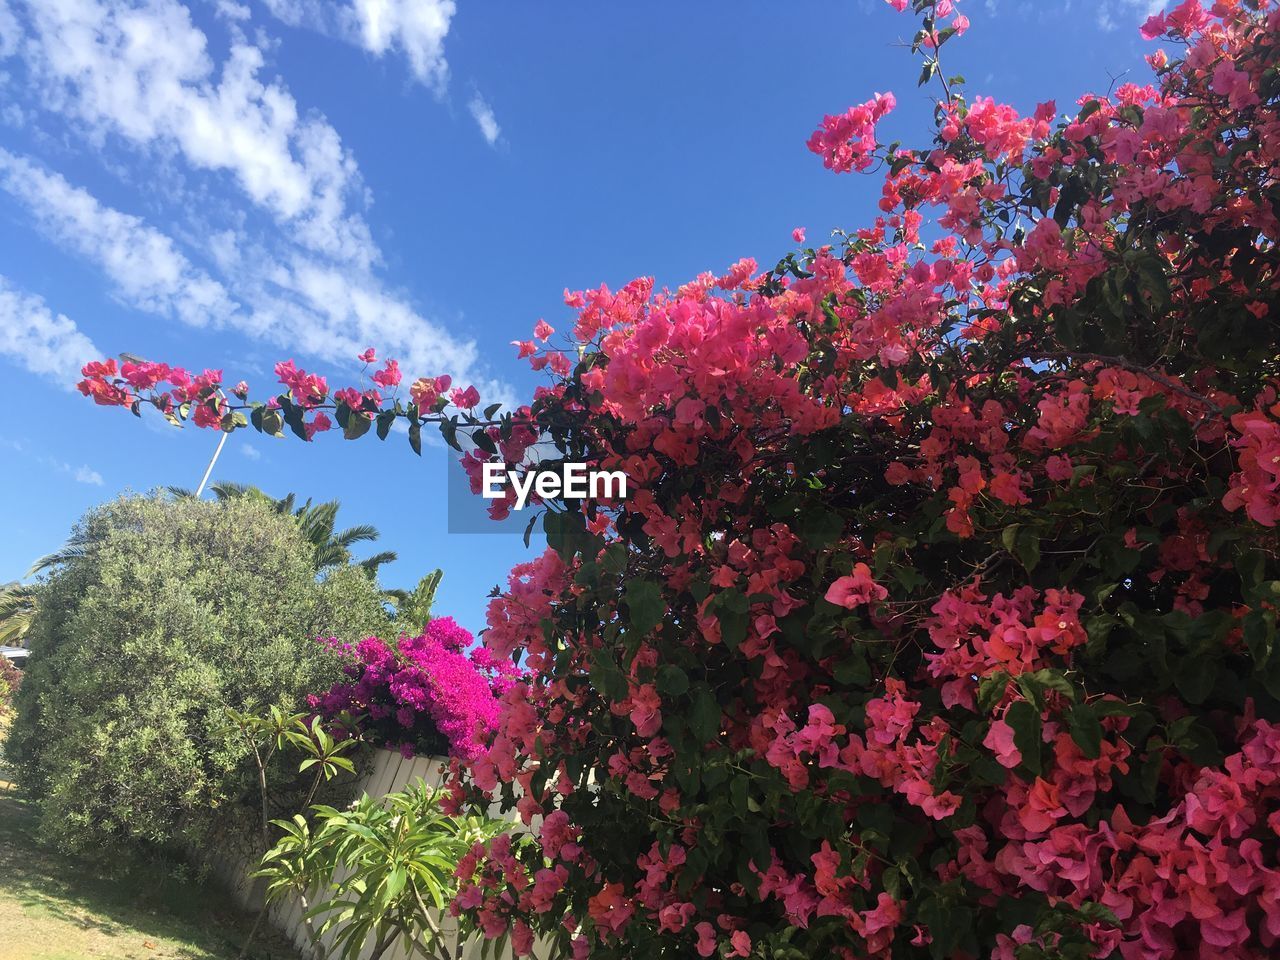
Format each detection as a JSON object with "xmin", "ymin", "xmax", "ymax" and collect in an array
[
  {"xmin": 0, "ymin": 149, "xmax": 512, "ymax": 405},
  {"xmin": 260, "ymin": 0, "xmax": 455, "ymax": 93},
  {"xmin": 239, "ymin": 442, "xmax": 261, "ymax": 459},
  {"xmin": 0, "ymin": 149, "xmax": 239, "ymax": 327},
  {"xmin": 467, "ymin": 92, "xmax": 500, "ymax": 146},
  {"xmin": 0, "ymin": 1, "xmax": 19, "ymax": 57},
  {"xmin": 353, "ymin": 0, "xmax": 454, "ymax": 90},
  {"xmin": 0, "ymin": 438, "xmax": 105, "ymax": 484},
  {"xmin": 215, "ymin": 1, "xmax": 251, "ymax": 21},
  {"xmin": 15, "ymin": 0, "xmax": 379, "ymax": 268},
  {"xmin": 0, "ymin": 3, "xmax": 513, "ymax": 405},
  {"xmin": 0, "ymin": 276, "xmax": 98, "ymax": 384},
  {"xmin": 1097, "ymin": 0, "xmax": 1165, "ymax": 31}
]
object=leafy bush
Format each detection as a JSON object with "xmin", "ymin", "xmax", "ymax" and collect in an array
[
  {"xmin": 5, "ymin": 494, "xmax": 390, "ymax": 854},
  {"xmin": 255, "ymin": 783, "xmax": 512, "ymax": 960}
]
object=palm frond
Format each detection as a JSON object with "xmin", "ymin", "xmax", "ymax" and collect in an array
[
  {"xmin": 27, "ymin": 537, "xmax": 91, "ymax": 576},
  {"xmin": 0, "ymin": 582, "xmax": 38, "ymax": 647},
  {"xmin": 209, "ymin": 481, "xmax": 269, "ymax": 503},
  {"xmin": 357, "ymin": 551, "xmax": 397, "ymax": 575},
  {"xmin": 295, "ymin": 501, "xmax": 340, "ymax": 549},
  {"xmin": 313, "ymin": 543, "xmax": 350, "ymax": 571},
  {"xmin": 393, "ymin": 569, "xmax": 442, "ymax": 633},
  {"xmin": 382, "ymin": 588, "xmax": 410, "ymax": 609},
  {"xmin": 334, "ymin": 525, "xmax": 380, "ymax": 549}
]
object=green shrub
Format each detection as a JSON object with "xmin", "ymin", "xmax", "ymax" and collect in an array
[{"xmin": 4, "ymin": 493, "xmax": 390, "ymax": 855}]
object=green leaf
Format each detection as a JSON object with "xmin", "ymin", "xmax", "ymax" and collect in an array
[
  {"xmin": 408, "ymin": 421, "xmax": 423, "ymax": 456},
  {"xmin": 1132, "ymin": 255, "xmax": 1172, "ymax": 315},
  {"xmin": 977, "ymin": 672, "xmax": 1010, "ymax": 713},
  {"xmin": 384, "ymin": 867, "xmax": 406, "ymax": 901},
  {"xmin": 343, "ymin": 411, "xmax": 372, "ymax": 440},
  {"xmin": 712, "ymin": 588, "xmax": 750, "ymax": 650},
  {"xmin": 1173, "ymin": 655, "xmax": 1217, "ymax": 704},
  {"xmin": 440, "ymin": 419, "xmax": 461, "ymax": 452},
  {"xmin": 590, "ymin": 651, "xmax": 627, "ymax": 700},
  {"xmin": 1001, "ymin": 524, "xmax": 1041, "ymax": 573},
  {"xmin": 260, "ymin": 408, "xmax": 284, "ymax": 438},
  {"xmin": 1006, "ymin": 700, "xmax": 1042, "ymax": 776},
  {"xmin": 797, "ymin": 507, "xmax": 844, "ymax": 550},
  {"xmin": 1066, "ymin": 703, "xmax": 1103, "ymax": 759},
  {"xmin": 689, "ymin": 687, "xmax": 720, "ymax": 743},
  {"xmin": 833, "ymin": 647, "xmax": 870, "ymax": 686},
  {"xmin": 625, "ymin": 580, "xmax": 666, "ymax": 637},
  {"xmin": 656, "ymin": 664, "xmax": 689, "ymax": 696}
]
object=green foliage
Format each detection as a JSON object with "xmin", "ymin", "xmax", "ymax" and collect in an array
[
  {"xmin": 0, "ymin": 581, "xmax": 38, "ymax": 647},
  {"xmin": 387, "ymin": 568, "xmax": 444, "ymax": 635},
  {"xmin": 170, "ymin": 481, "xmax": 399, "ymax": 575},
  {"xmin": 4, "ymin": 493, "xmax": 390, "ymax": 855},
  {"xmin": 254, "ymin": 783, "xmax": 511, "ymax": 960}
]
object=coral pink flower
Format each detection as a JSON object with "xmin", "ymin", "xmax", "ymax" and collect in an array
[{"xmin": 825, "ymin": 563, "xmax": 888, "ymax": 608}]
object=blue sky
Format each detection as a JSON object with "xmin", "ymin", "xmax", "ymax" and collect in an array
[{"xmin": 0, "ymin": 0, "xmax": 1163, "ymax": 634}]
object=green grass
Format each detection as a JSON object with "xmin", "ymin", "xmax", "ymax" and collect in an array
[{"xmin": 0, "ymin": 781, "xmax": 301, "ymax": 960}]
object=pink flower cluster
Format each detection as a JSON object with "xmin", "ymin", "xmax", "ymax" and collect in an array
[
  {"xmin": 308, "ymin": 617, "xmax": 523, "ymax": 762},
  {"xmin": 77, "ymin": 359, "xmax": 228, "ymax": 426},
  {"xmin": 1223, "ymin": 402, "xmax": 1280, "ymax": 527},
  {"xmin": 806, "ymin": 92, "xmax": 897, "ymax": 174}
]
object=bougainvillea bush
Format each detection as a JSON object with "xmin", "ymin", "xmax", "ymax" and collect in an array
[
  {"xmin": 309, "ymin": 616, "xmax": 523, "ymax": 762},
  {"xmin": 0, "ymin": 654, "xmax": 21, "ymax": 718},
  {"xmin": 79, "ymin": 1, "xmax": 1280, "ymax": 957}
]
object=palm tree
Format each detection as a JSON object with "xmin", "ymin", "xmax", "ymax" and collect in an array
[
  {"xmin": 0, "ymin": 582, "xmax": 38, "ymax": 647},
  {"xmin": 28, "ymin": 535, "xmax": 92, "ymax": 577},
  {"xmin": 386, "ymin": 569, "xmax": 443, "ymax": 634}
]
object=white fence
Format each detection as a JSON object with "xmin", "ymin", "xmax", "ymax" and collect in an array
[{"xmin": 215, "ymin": 748, "xmax": 509, "ymax": 960}]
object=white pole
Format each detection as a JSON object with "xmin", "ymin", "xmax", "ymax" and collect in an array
[{"xmin": 195, "ymin": 431, "xmax": 229, "ymax": 498}]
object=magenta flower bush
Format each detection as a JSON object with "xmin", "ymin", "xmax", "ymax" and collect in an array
[{"xmin": 309, "ymin": 616, "xmax": 522, "ymax": 762}]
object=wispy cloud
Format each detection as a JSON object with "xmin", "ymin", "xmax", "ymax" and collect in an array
[
  {"xmin": 240, "ymin": 443, "xmax": 261, "ymax": 460},
  {"xmin": 0, "ymin": 0, "xmax": 19, "ymax": 58},
  {"xmin": 0, "ymin": 149, "xmax": 239, "ymax": 328},
  {"xmin": 0, "ymin": 276, "xmax": 98, "ymax": 384},
  {"xmin": 0, "ymin": 149, "xmax": 510, "ymax": 404},
  {"xmin": 0, "ymin": 437, "xmax": 103, "ymax": 486},
  {"xmin": 467, "ymin": 93, "xmax": 501, "ymax": 147},
  {"xmin": 260, "ymin": 0, "xmax": 456, "ymax": 93},
  {"xmin": 17, "ymin": 0, "xmax": 379, "ymax": 269},
  {"xmin": 1096, "ymin": 0, "xmax": 1166, "ymax": 32},
  {"xmin": 0, "ymin": 1, "xmax": 513, "ymax": 406}
]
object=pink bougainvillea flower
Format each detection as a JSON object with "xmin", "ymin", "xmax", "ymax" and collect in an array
[
  {"xmin": 983, "ymin": 718, "xmax": 1022, "ymax": 768},
  {"xmin": 371, "ymin": 359, "xmax": 402, "ymax": 389},
  {"xmin": 452, "ymin": 385, "xmax": 481, "ymax": 410},
  {"xmin": 825, "ymin": 563, "xmax": 888, "ymax": 608}
]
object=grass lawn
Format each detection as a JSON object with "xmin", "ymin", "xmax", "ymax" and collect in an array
[{"xmin": 0, "ymin": 778, "xmax": 301, "ymax": 960}]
